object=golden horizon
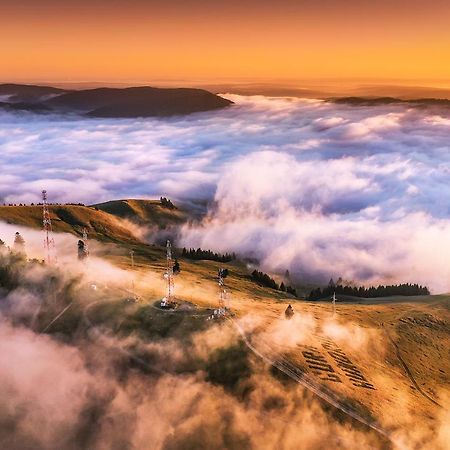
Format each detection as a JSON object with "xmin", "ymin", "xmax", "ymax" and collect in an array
[{"xmin": 1, "ymin": 0, "xmax": 449, "ymax": 85}]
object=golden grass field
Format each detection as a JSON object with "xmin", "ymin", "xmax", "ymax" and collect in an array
[{"xmin": 98, "ymin": 237, "xmax": 450, "ymax": 445}]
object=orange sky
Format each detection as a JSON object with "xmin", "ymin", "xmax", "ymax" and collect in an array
[{"xmin": 1, "ymin": 0, "xmax": 450, "ymax": 84}]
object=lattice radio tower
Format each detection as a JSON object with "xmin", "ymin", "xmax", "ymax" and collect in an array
[
  {"xmin": 218, "ymin": 268, "xmax": 229, "ymax": 310},
  {"xmin": 42, "ymin": 190, "xmax": 56, "ymax": 264},
  {"xmin": 130, "ymin": 250, "xmax": 137, "ymax": 300},
  {"xmin": 82, "ymin": 227, "xmax": 89, "ymax": 258},
  {"xmin": 165, "ymin": 240, "xmax": 174, "ymax": 304}
]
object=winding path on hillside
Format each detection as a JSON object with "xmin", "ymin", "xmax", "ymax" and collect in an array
[{"xmin": 382, "ymin": 324, "xmax": 442, "ymax": 409}]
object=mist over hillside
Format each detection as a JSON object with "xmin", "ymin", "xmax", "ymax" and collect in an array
[{"xmin": 0, "ymin": 220, "xmax": 448, "ymax": 450}]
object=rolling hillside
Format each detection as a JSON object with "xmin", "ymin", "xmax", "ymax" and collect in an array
[
  {"xmin": 0, "ymin": 198, "xmax": 194, "ymax": 244},
  {"xmin": 91, "ymin": 199, "xmax": 191, "ymax": 228},
  {"xmin": 0, "ymin": 204, "xmax": 139, "ymax": 243},
  {"xmin": 0, "ymin": 198, "xmax": 448, "ymax": 449},
  {"xmin": 59, "ymin": 236, "xmax": 450, "ymax": 446}
]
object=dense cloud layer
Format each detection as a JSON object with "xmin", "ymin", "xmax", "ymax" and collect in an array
[{"xmin": 1, "ymin": 95, "xmax": 449, "ymax": 289}]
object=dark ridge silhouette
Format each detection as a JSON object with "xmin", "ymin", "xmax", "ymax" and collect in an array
[
  {"xmin": 0, "ymin": 83, "xmax": 68, "ymax": 102},
  {"xmin": 0, "ymin": 84, "xmax": 233, "ymax": 117},
  {"xmin": 0, "ymin": 101, "xmax": 50, "ymax": 112},
  {"xmin": 46, "ymin": 86, "xmax": 233, "ymax": 117},
  {"xmin": 329, "ymin": 96, "xmax": 450, "ymax": 107}
]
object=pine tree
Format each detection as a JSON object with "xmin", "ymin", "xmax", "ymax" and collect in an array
[{"xmin": 13, "ymin": 232, "xmax": 25, "ymax": 253}]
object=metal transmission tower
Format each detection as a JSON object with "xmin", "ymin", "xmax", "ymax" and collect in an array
[
  {"xmin": 218, "ymin": 268, "xmax": 228, "ymax": 310},
  {"xmin": 42, "ymin": 190, "xmax": 56, "ymax": 264},
  {"xmin": 161, "ymin": 240, "xmax": 175, "ymax": 308},
  {"xmin": 210, "ymin": 267, "xmax": 229, "ymax": 319},
  {"xmin": 82, "ymin": 228, "xmax": 89, "ymax": 257},
  {"xmin": 129, "ymin": 250, "xmax": 138, "ymax": 302}
]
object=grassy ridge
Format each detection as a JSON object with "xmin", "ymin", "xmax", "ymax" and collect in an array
[
  {"xmin": 0, "ymin": 204, "xmax": 138, "ymax": 243},
  {"xmin": 0, "ymin": 199, "xmax": 193, "ymax": 244},
  {"xmin": 92, "ymin": 199, "xmax": 189, "ymax": 228}
]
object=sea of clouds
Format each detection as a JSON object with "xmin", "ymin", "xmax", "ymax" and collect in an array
[{"xmin": 1, "ymin": 95, "xmax": 449, "ymax": 290}]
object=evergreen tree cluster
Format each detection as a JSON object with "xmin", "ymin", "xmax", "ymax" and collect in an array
[
  {"xmin": 0, "ymin": 250, "xmax": 29, "ymax": 290},
  {"xmin": 308, "ymin": 282, "xmax": 430, "ymax": 300},
  {"xmin": 160, "ymin": 197, "xmax": 176, "ymax": 209},
  {"xmin": 181, "ymin": 247, "xmax": 236, "ymax": 263},
  {"xmin": 251, "ymin": 270, "xmax": 297, "ymax": 297}
]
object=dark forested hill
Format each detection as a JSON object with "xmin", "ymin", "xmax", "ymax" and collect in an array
[
  {"xmin": 45, "ymin": 86, "xmax": 233, "ymax": 117},
  {"xmin": 0, "ymin": 84, "xmax": 233, "ymax": 117}
]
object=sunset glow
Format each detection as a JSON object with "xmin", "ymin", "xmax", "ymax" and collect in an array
[{"xmin": 2, "ymin": 0, "xmax": 450, "ymax": 84}]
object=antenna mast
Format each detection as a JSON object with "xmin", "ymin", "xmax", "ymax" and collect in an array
[
  {"xmin": 82, "ymin": 227, "xmax": 89, "ymax": 258},
  {"xmin": 218, "ymin": 268, "xmax": 227, "ymax": 310},
  {"xmin": 42, "ymin": 190, "xmax": 56, "ymax": 264},
  {"xmin": 130, "ymin": 250, "xmax": 137, "ymax": 301},
  {"xmin": 210, "ymin": 267, "xmax": 229, "ymax": 319},
  {"xmin": 161, "ymin": 240, "xmax": 175, "ymax": 307}
]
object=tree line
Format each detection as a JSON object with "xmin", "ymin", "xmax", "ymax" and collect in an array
[
  {"xmin": 160, "ymin": 197, "xmax": 176, "ymax": 209},
  {"xmin": 181, "ymin": 247, "xmax": 236, "ymax": 263},
  {"xmin": 251, "ymin": 270, "xmax": 298, "ymax": 297},
  {"xmin": 308, "ymin": 282, "xmax": 430, "ymax": 300}
]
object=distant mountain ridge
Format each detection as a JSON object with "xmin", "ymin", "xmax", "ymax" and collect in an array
[
  {"xmin": 329, "ymin": 96, "xmax": 450, "ymax": 107},
  {"xmin": 47, "ymin": 86, "xmax": 232, "ymax": 117},
  {"xmin": 0, "ymin": 83, "xmax": 67, "ymax": 101},
  {"xmin": 0, "ymin": 83, "xmax": 233, "ymax": 117}
]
